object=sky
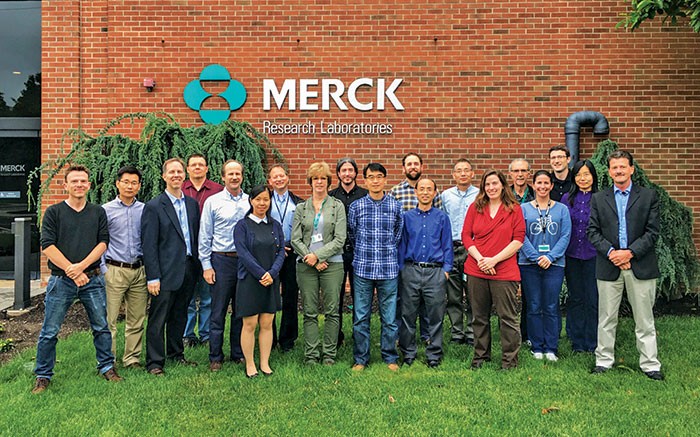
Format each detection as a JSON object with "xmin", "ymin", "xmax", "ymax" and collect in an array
[{"xmin": 0, "ymin": 1, "xmax": 41, "ymax": 106}]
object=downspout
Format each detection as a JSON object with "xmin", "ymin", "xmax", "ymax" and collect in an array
[{"xmin": 564, "ymin": 111, "xmax": 609, "ymax": 164}]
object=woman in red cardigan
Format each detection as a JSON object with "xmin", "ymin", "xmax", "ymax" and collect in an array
[{"xmin": 462, "ymin": 170, "xmax": 526, "ymax": 370}]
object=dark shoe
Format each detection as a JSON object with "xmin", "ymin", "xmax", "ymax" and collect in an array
[
  {"xmin": 31, "ymin": 377, "xmax": 50, "ymax": 394},
  {"xmin": 125, "ymin": 362, "xmax": 142, "ymax": 369},
  {"xmin": 175, "ymin": 358, "xmax": 198, "ymax": 367},
  {"xmin": 280, "ymin": 346, "xmax": 293, "ymax": 353},
  {"xmin": 183, "ymin": 337, "xmax": 199, "ymax": 348},
  {"xmin": 427, "ymin": 360, "xmax": 440, "ymax": 368},
  {"xmin": 102, "ymin": 368, "xmax": 124, "ymax": 382},
  {"xmin": 209, "ymin": 361, "xmax": 222, "ymax": 372},
  {"xmin": 198, "ymin": 339, "xmax": 209, "ymax": 347},
  {"xmin": 148, "ymin": 367, "xmax": 165, "ymax": 376},
  {"xmin": 470, "ymin": 361, "xmax": 485, "ymax": 370},
  {"xmin": 465, "ymin": 338, "xmax": 475, "ymax": 346},
  {"xmin": 305, "ymin": 359, "xmax": 319, "ymax": 366},
  {"xmin": 590, "ymin": 366, "xmax": 611, "ymax": 375},
  {"xmin": 231, "ymin": 357, "xmax": 245, "ymax": 364},
  {"xmin": 403, "ymin": 358, "xmax": 415, "ymax": 367},
  {"xmin": 644, "ymin": 370, "xmax": 665, "ymax": 381}
]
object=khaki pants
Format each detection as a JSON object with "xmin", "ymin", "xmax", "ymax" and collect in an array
[
  {"xmin": 105, "ymin": 265, "xmax": 148, "ymax": 366},
  {"xmin": 595, "ymin": 269, "xmax": 661, "ymax": 372}
]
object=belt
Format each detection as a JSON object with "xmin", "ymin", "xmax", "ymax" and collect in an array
[
  {"xmin": 213, "ymin": 251, "xmax": 238, "ymax": 257},
  {"xmin": 58, "ymin": 267, "xmax": 101, "ymax": 279},
  {"xmin": 105, "ymin": 259, "xmax": 143, "ymax": 269},
  {"xmin": 406, "ymin": 261, "xmax": 442, "ymax": 268}
]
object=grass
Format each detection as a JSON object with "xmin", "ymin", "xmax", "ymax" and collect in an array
[{"xmin": 1, "ymin": 314, "xmax": 699, "ymax": 436}]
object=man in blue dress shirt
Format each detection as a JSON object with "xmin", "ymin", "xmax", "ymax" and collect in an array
[
  {"xmin": 102, "ymin": 166, "xmax": 147, "ymax": 369},
  {"xmin": 399, "ymin": 178, "xmax": 453, "ymax": 367},
  {"xmin": 198, "ymin": 159, "xmax": 249, "ymax": 372}
]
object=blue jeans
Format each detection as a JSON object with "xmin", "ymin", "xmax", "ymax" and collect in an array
[
  {"xmin": 184, "ymin": 277, "xmax": 212, "ymax": 341},
  {"xmin": 35, "ymin": 275, "xmax": 114, "ymax": 379},
  {"xmin": 352, "ymin": 274, "xmax": 399, "ymax": 365},
  {"xmin": 520, "ymin": 264, "xmax": 565, "ymax": 354}
]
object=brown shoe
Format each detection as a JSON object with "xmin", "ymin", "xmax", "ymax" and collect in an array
[
  {"xmin": 31, "ymin": 377, "xmax": 50, "ymax": 394},
  {"xmin": 148, "ymin": 367, "xmax": 165, "ymax": 376},
  {"xmin": 210, "ymin": 361, "xmax": 222, "ymax": 372},
  {"xmin": 102, "ymin": 368, "xmax": 124, "ymax": 382},
  {"xmin": 125, "ymin": 362, "xmax": 142, "ymax": 369},
  {"xmin": 175, "ymin": 358, "xmax": 198, "ymax": 367},
  {"xmin": 351, "ymin": 363, "xmax": 365, "ymax": 372},
  {"xmin": 387, "ymin": 363, "xmax": 400, "ymax": 372}
]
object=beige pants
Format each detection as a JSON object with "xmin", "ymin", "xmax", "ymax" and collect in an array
[
  {"xmin": 105, "ymin": 265, "xmax": 148, "ymax": 366},
  {"xmin": 595, "ymin": 269, "xmax": 661, "ymax": 372}
]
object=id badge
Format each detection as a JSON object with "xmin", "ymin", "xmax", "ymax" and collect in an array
[
  {"xmin": 538, "ymin": 244, "xmax": 550, "ymax": 253},
  {"xmin": 311, "ymin": 233, "xmax": 323, "ymax": 244}
]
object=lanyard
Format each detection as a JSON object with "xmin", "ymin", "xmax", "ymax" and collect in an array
[
  {"xmin": 274, "ymin": 193, "xmax": 290, "ymax": 224},
  {"xmin": 313, "ymin": 197, "xmax": 328, "ymax": 229},
  {"xmin": 535, "ymin": 200, "xmax": 552, "ymax": 230}
]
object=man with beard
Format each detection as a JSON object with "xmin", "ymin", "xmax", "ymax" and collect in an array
[
  {"xmin": 388, "ymin": 153, "xmax": 441, "ymax": 342},
  {"xmin": 329, "ymin": 157, "xmax": 368, "ymax": 347},
  {"xmin": 268, "ymin": 164, "xmax": 302, "ymax": 352}
]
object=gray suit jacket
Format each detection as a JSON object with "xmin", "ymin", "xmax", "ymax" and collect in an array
[{"xmin": 587, "ymin": 184, "xmax": 659, "ymax": 281}]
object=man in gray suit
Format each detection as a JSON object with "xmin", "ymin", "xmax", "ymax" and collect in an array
[{"xmin": 587, "ymin": 150, "xmax": 663, "ymax": 381}]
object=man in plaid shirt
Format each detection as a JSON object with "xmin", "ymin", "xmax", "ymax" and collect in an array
[{"xmin": 348, "ymin": 163, "xmax": 403, "ymax": 372}]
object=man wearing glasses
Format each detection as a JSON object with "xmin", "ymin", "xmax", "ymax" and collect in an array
[
  {"xmin": 549, "ymin": 145, "xmax": 573, "ymax": 201},
  {"xmin": 509, "ymin": 158, "xmax": 534, "ymax": 204}
]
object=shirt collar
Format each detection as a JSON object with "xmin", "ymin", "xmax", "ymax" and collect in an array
[
  {"xmin": 614, "ymin": 181, "xmax": 632, "ymax": 195},
  {"xmin": 164, "ymin": 190, "xmax": 183, "ymax": 204},
  {"xmin": 248, "ymin": 213, "xmax": 268, "ymax": 224},
  {"xmin": 225, "ymin": 189, "xmax": 245, "ymax": 201},
  {"xmin": 115, "ymin": 196, "xmax": 139, "ymax": 207},
  {"xmin": 273, "ymin": 190, "xmax": 289, "ymax": 203}
]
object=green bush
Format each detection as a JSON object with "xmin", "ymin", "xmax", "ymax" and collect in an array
[{"xmin": 590, "ymin": 139, "xmax": 700, "ymax": 299}]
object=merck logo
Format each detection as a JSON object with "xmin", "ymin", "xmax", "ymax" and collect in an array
[{"xmin": 183, "ymin": 64, "xmax": 247, "ymax": 125}]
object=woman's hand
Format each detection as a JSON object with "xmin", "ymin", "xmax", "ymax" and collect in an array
[
  {"xmin": 315, "ymin": 261, "xmax": 328, "ymax": 271},
  {"xmin": 259, "ymin": 271, "xmax": 273, "ymax": 287},
  {"xmin": 537, "ymin": 256, "xmax": 551, "ymax": 269},
  {"xmin": 303, "ymin": 253, "xmax": 319, "ymax": 267},
  {"xmin": 478, "ymin": 257, "xmax": 497, "ymax": 272}
]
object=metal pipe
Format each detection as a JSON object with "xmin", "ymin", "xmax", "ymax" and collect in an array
[{"xmin": 564, "ymin": 111, "xmax": 610, "ymax": 164}]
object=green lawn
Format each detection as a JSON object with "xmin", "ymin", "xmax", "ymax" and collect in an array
[{"xmin": 1, "ymin": 315, "xmax": 699, "ymax": 436}]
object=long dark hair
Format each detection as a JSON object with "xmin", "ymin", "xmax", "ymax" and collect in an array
[
  {"xmin": 246, "ymin": 184, "xmax": 272, "ymax": 218},
  {"xmin": 473, "ymin": 169, "xmax": 517, "ymax": 213},
  {"xmin": 567, "ymin": 160, "xmax": 598, "ymax": 206}
]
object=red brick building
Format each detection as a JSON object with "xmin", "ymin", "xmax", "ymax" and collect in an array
[{"xmin": 41, "ymin": 1, "xmax": 700, "ymax": 252}]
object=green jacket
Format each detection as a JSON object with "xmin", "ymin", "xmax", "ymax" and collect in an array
[{"xmin": 290, "ymin": 195, "xmax": 346, "ymax": 263}]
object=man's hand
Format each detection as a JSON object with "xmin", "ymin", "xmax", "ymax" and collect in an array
[
  {"xmin": 203, "ymin": 268, "xmax": 216, "ymax": 285},
  {"xmin": 72, "ymin": 273, "xmax": 89, "ymax": 287},
  {"xmin": 65, "ymin": 263, "xmax": 85, "ymax": 280},
  {"xmin": 148, "ymin": 281, "xmax": 161, "ymax": 296},
  {"xmin": 609, "ymin": 249, "xmax": 633, "ymax": 267}
]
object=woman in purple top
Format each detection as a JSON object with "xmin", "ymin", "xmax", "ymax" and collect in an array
[{"xmin": 561, "ymin": 160, "xmax": 599, "ymax": 353}]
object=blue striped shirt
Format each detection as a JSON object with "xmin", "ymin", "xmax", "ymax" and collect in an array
[
  {"xmin": 198, "ymin": 189, "xmax": 249, "ymax": 270},
  {"xmin": 348, "ymin": 194, "xmax": 403, "ymax": 280}
]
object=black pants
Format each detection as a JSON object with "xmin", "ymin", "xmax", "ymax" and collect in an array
[
  {"xmin": 272, "ymin": 253, "xmax": 299, "ymax": 350},
  {"xmin": 337, "ymin": 252, "xmax": 356, "ymax": 345},
  {"xmin": 146, "ymin": 257, "xmax": 196, "ymax": 371}
]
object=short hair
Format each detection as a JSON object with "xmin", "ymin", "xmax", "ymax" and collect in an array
[
  {"xmin": 508, "ymin": 158, "xmax": 530, "ymax": 172},
  {"xmin": 187, "ymin": 153, "xmax": 207, "ymax": 166},
  {"xmin": 268, "ymin": 163, "xmax": 288, "ymax": 177},
  {"xmin": 532, "ymin": 170, "xmax": 553, "ymax": 184},
  {"xmin": 162, "ymin": 158, "xmax": 185, "ymax": 174},
  {"xmin": 307, "ymin": 161, "xmax": 333, "ymax": 186},
  {"xmin": 454, "ymin": 158, "xmax": 473, "ymax": 170},
  {"xmin": 417, "ymin": 177, "xmax": 437, "ymax": 191},
  {"xmin": 402, "ymin": 153, "xmax": 423, "ymax": 166},
  {"xmin": 116, "ymin": 165, "xmax": 142, "ymax": 182},
  {"xmin": 548, "ymin": 145, "xmax": 570, "ymax": 158},
  {"xmin": 607, "ymin": 149, "xmax": 634, "ymax": 167},
  {"xmin": 221, "ymin": 159, "xmax": 243, "ymax": 177},
  {"xmin": 363, "ymin": 162, "xmax": 387, "ymax": 178},
  {"xmin": 64, "ymin": 165, "xmax": 89, "ymax": 182},
  {"xmin": 336, "ymin": 157, "xmax": 359, "ymax": 175}
]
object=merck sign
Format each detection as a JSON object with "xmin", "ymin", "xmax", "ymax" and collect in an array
[{"xmin": 184, "ymin": 65, "xmax": 405, "ymax": 126}]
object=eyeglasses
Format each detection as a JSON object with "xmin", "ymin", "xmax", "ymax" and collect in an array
[
  {"xmin": 119, "ymin": 180, "xmax": 141, "ymax": 186},
  {"xmin": 365, "ymin": 175, "xmax": 385, "ymax": 181},
  {"xmin": 454, "ymin": 169, "xmax": 473, "ymax": 174},
  {"xmin": 510, "ymin": 169, "xmax": 530, "ymax": 174},
  {"xmin": 550, "ymin": 155, "xmax": 568, "ymax": 160}
]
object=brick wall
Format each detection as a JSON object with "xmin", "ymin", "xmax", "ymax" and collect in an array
[{"xmin": 42, "ymin": 1, "xmax": 700, "ymax": 270}]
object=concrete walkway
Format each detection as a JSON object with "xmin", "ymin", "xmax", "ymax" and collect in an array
[{"xmin": 0, "ymin": 280, "xmax": 44, "ymax": 311}]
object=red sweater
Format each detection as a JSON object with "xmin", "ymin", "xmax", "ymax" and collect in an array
[{"xmin": 461, "ymin": 203, "xmax": 525, "ymax": 281}]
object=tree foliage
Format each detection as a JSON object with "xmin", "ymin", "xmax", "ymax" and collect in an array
[
  {"xmin": 11, "ymin": 73, "xmax": 41, "ymax": 117},
  {"xmin": 28, "ymin": 112, "xmax": 285, "ymax": 219},
  {"xmin": 617, "ymin": 0, "xmax": 700, "ymax": 32},
  {"xmin": 590, "ymin": 139, "xmax": 700, "ymax": 299}
]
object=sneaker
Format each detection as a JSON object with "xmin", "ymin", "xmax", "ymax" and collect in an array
[
  {"xmin": 31, "ymin": 377, "xmax": 50, "ymax": 394},
  {"xmin": 102, "ymin": 368, "xmax": 124, "ymax": 382},
  {"xmin": 351, "ymin": 363, "xmax": 365, "ymax": 372},
  {"xmin": 544, "ymin": 353, "xmax": 559, "ymax": 362},
  {"xmin": 531, "ymin": 352, "xmax": 544, "ymax": 360}
]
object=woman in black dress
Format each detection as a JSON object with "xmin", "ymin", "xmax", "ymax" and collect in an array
[{"xmin": 233, "ymin": 184, "xmax": 285, "ymax": 378}]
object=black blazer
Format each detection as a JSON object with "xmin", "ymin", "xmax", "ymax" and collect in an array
[
  {"xmin": 141, "ymin": 192, "xmax": 201, "ymax": 290},
  {"xmin": 587, "ymin": 184, "xmax": 660, "ymax": 281}
]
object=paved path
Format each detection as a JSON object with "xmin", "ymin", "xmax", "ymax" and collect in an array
[{"xmin": 0, "ymin": 280, "xmax": 44, "ymax": 311}]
